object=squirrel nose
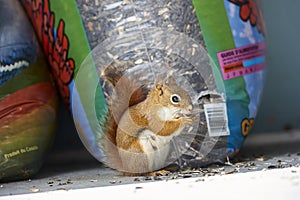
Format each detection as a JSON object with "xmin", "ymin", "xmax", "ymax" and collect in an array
[{"xmin": 187, "ymin": 105, "xmax": 192, "ymax": 111}]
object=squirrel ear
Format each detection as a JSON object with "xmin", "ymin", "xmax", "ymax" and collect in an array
[
  {"xmin": 155, "ymin": 84, "xmax": 164, "ymax": 96},
  {"xmin": 165, "ymin": 76, "xmax": 177, "ymax": 86}
]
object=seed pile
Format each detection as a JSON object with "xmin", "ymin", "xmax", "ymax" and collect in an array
[{"xmin": 77, "ymin": 0, "xmax": 204, "ymax": 49}]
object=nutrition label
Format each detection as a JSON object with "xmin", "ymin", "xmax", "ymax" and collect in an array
[{"xmin": 217, "ymin": 42, "xmax": 266, "ymax": 80}]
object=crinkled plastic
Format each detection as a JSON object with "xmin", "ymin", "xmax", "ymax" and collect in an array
[
  {"xmin": 0, "ymin": 1, "xmax": 58, "ymax": 182},
  {"xmin": 21, "ymin": 0, "xmax": 267, "ymax": 173}
]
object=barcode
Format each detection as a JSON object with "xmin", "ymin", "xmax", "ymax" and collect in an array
[{"xmin": 204, "ymin": 103, "xmax": 230, "ymax": 137}]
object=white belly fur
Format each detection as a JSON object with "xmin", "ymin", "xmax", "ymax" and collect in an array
[{"xmin": 138, "ymin": 129, "xmax": 177, "ymax": 171}]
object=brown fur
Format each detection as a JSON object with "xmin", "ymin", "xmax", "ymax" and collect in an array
[
  {"xmin": 102, "ymin": 65, "xmax": 147, "ymax": 171},
  {"xmin": 102, "ymin": 65, "xmax": 193, "ymax": 174}
]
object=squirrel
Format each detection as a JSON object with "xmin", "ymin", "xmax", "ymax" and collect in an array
[{"xmin": 101, "ymin": 64, "xmax": 195, "ymax": 175}]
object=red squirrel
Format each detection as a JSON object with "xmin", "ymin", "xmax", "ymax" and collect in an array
[{"xmin": 101, "ymin": 64, "xmax": 194, "ymax": 175}]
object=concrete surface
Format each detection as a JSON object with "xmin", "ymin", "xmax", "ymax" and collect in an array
[
  {"xmin": 1, "ymin": 130, "xmax": 300, "ymax": 199},
  {"xmin": 1, "ymin": 167, "xmax": 300, "ymax": 200}
]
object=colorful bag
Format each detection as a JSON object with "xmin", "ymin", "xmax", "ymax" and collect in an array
[{"xmin": 0, "ymin": 1, "xmax": 57, "ymax": 181}]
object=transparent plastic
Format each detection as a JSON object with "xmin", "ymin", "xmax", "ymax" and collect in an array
[{"xmin": 73, "ymin": 0, "xmax": 226, "ymax": 173}]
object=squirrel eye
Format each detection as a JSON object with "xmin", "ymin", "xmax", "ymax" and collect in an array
[{"xmin": 170, "ymin": 94, "xmax": 181, "ymax": 104}]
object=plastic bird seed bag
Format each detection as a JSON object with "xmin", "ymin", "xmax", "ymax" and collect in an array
[{"xmin": 21, "ymin": 0, "xmax": 266, "ymax": 173}]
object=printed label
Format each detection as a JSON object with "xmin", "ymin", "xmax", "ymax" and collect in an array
[
  {"xmin": 204, "ymin": 103, "xmax": 230, "ymax": 137},
  {"xmin": 3, "ymin": 145, "xmax": 39, "ymax": 159},
  {"xmin": 217, "ymin": 42, "xmax": 266, "ymax": 80}
]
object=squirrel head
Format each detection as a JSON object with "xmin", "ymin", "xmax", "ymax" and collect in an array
[{"xmin": 147, "ymin": 76, "xmax": 193, "ymax": 120}]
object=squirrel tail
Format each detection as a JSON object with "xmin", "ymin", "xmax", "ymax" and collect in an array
[{"xmin": 100, "ymin": 64, "xmax": 147, "ymax": 171}]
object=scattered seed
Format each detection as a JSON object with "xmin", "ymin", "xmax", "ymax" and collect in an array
[
  {"xmin": 172, "ymin": 175, "xmax": 178, "ymax": 179},
  {"xmin": 218, "ymin": 167, "xmax": 225, "ymax": 171},
  {"xmin": 248, "ymin": 162, "xmax": 256, "ymax": 166},
  {"xmin": 153, "ymin": 176, "xmax": 163, "ymax": 181},
  {"xmin": 191, "ymin": 169, "xmax": 202, "ymax": 173},
  {"xmin": 248, "ymin": 167, "xmax": 258, "ymax": 170},
  {"xmin": 30, "ymin": 188, "xmax": 39, "ymax": 193},
  {"xmin": 221, "ymin": 169, "xmax": 236, "ymax": 175},
  {"xmin": 134, "ymin": 178, "xmax": 141, "ymax": 182},
  {"xmin": 235, "ymin": 162, "xmax": 245, "ymax": 168},
  {"xmin": 56, "ymin": 188, "xmax": 68, "ymax": 191},
  {"xmin": 183, "ymin": 174, "xmax": 192, "ymax": 178},
  {"xmin": 204, "ymin": 173, "xmax": 214, "ymax": 177},
  {"xmin": 109, "ymin": 180, "xmax": 117, "ymax": 184}
]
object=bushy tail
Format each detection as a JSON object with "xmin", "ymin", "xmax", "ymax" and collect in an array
[{"xmin": 100, "ymin": 64, "xmax": 147, "ymax": 171}]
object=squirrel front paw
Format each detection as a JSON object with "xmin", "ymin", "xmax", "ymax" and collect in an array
[{"xmin": 181, "ymin": 115, "xmax": 195, "ymax": 125}]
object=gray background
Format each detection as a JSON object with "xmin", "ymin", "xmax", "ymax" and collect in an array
[{"xmin": 253, "ymin": 0, "xmax": 300, "ymax": 132}]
